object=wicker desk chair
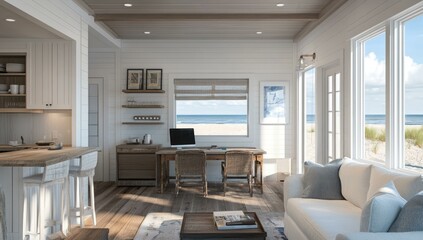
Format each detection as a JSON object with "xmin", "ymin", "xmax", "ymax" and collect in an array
[
  {"xmin": 175, "ymin": 150, "xmax": 207, "ymax": 196},
  {"xmin": 222, "ymin": 150, "xmax": 254, "ymax": 197}
]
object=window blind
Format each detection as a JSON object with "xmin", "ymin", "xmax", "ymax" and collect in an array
[{"xmin": 174, "ymin": 79, "xmax": 248, "ymax": 100}]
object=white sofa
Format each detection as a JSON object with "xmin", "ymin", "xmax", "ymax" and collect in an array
[{"xmin": 284, "ymin": 158, "xmax": 423, "ymax": 240}]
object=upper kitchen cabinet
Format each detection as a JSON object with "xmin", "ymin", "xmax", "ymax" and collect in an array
[{"xmin": 27, "ymin": 41, "xmax": 73, "ymax": 109}]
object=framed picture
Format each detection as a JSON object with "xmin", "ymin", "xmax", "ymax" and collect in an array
[
  {"xmin": 260, "ymin": 81, "xmax": 289, "ymax": 124},
  {"xmin": 127, "ymin": 69, "xmax": 143, "ymax": 90},
  {"xmin": 146, "ymin": 69, "xmax": 163, "ymax": 90}
]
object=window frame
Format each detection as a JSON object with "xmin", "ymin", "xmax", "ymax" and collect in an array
[
  {"xmin": 169, "ymin": 73, "xmax": 255, "ymax": 145},
  {"xmin": 351, "ymin": 3, "xmax": 423, "ymax": 173}
]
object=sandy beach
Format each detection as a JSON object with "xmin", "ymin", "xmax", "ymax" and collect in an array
[{"xmin": 177, "ymin": 124, "xmax": 247, "ymax": 136}]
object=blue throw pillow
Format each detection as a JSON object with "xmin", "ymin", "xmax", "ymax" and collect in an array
[
  {"xmin": 360, "ymin": 181, "xmax": 406, "ymax": 232},
  {"xmin": 389, "ymin": 191, "xmax": 423, "ymax": 232},
  {"xmin": 302, "ymin": 159, "xmax": 344, "ymax": 200}
]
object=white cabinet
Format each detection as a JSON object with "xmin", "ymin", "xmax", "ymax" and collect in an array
[{"xmin": 27, "ymin": 42, "xmax": 73, "ymax": 109}]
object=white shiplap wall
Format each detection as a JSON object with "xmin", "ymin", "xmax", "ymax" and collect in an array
[
  {"xmin": 296, "ymin": 0, "xmax": 421, "ymax": 164},
  {"xmin": 90, "ymin": 39, "xmax": 294, "ymax": 181}
]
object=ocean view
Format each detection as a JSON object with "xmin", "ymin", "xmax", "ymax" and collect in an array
[
  {"xmin": 306, "ymin": 114, "xmax": 423, "ymax": 125},
  {"xmin": 176, "ymin": 115, "xmax": 247, "ymax": 124}
]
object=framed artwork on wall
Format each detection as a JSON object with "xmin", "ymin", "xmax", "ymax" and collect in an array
[
  {"xmin": 146, "ymin": 69, "xmax": 163, "ymax": 90},
  {"xmin": 127, "ymin": 69, "xmax": 143, "ymax": 90},
  {"xmin": 260, "ymin": 81, "xmax": 289, "ymax": 124}
]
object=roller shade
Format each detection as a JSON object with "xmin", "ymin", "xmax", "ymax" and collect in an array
[{"xmin": 174, "ymin": 79, "xmax": 248, "ymax": 100}]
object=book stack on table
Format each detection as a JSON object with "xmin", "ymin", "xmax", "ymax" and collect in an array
[{"xmin": 213, "ymin": 211, "xmax": 258, "ymax": 230}]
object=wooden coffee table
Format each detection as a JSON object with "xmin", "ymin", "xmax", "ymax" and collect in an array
[{"xmin": 180, "ymin": 212, "xmax": 266, "ymax": 240}]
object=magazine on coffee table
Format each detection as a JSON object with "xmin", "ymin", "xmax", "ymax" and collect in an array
[{"xmin": 213, "ymin": 211, "xmax": 257, "ymax": 230}]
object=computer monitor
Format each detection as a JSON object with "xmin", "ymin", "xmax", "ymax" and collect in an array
[{"xmin": 169, "ymin": 128, "xmax": 196, "ymax": 148}]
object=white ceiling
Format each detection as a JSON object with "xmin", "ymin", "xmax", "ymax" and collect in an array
[
  {"xmin": 0, "ymin": 4, "xmax": 60, "ymax": 39},
  {"xmin": 75, "ymin": 0, "xmax": 340, "ymax": 40}
]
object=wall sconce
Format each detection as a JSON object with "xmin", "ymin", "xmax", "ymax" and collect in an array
[{"xmin": 298, "ymin": 53, "xmax": 316, "ymax": 70}]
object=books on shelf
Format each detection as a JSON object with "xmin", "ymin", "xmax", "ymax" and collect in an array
[{"xmin": 213, "ymin": 211, "xmax": 257, "ymax": 230}]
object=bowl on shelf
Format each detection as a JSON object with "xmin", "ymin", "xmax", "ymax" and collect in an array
[
  {"xmin": 6, "ymin": 63, "xmax": 25, "ymax": 73},
  {"xmin": 35, "ymin": 141, "xmax": 55, "ymax": 146},
  {"xmin": 0, "ymin": 63, "xmax": 5, "ymax": 72}
]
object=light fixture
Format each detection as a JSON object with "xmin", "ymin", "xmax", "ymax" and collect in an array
[
  {"xmin": 5, "ymin": 18, "xmax": 16, "ymax": 22},
  {"xmin": 298, "ymin": 53, "xmax": 316, "ymax": 70},
  {"xmin": 276, "ymin": 3, "xmax": 285, "ymax": 7},
  {"xmin": 124, "ymin": 3, "xmax": 133, "ymax": 7},
  {"xmin": 144, "ymin": 31, "xmax": 151, "ymax": 35},
  {"xmin": 256, "ymin": 31, "xmax": 263, "ymax": 35}
]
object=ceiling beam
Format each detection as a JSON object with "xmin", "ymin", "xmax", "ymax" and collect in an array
[{"xmin": 95, "ymin": 13, "xmax": 319, "ymax": 21}]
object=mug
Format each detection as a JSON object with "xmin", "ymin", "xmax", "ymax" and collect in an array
[
  {"xmin": 9, "ymin": 84, "xmax": 19, "ymax": 94},
  {"xmin": 19, "ymin": 85, "xmax": 25, "ymax": 94}
]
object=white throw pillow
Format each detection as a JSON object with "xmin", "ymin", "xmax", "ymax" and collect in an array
[
  {"xmin": 339, "ymin": 157, "xmax": 372, "ymax": 208},
  {"xmin": 360, "ymin": 181, "xmax": 406, "ymax": 232},
  {"xmin": 367, "ymin": 165, "xmax": 423, "ymax": 201}
]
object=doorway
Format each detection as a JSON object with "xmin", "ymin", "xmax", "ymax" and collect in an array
[{"xmin": 89, "ymin": 78, "xmax": 104, "ymax": 181}]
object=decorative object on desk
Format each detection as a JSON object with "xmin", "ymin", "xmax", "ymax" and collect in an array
[
  {"xmin": 143, "ymin": 134, "xmax": 152, "ymax": 144},
  {"xmin": 133, "ymin": 115, "xmax": 161, "ymax": 121},
  {"xmin": 213, "ymin": 211, "xmax": 257, "ymax": 230},
  {"xmin": 146, "ymin": 69, "xmax": 162, "ymax": 90},
  {"xmin": 128, "ymin": 137, "xmax": 141, "ymax": 144},
  {"xmin": 127, "ymin": 69, "xmax": 143, "ymax": 90},
  {"xmin": 260, "ymin": 81, "xmax": 289, "ymax": 124}
]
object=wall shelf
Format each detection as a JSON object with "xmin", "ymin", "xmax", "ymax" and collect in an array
[
  {"xmin": 122, "ymin": 122, "xmax": 164, "ymax": 125},
  {"xmin": 122, "ymin": 104, "xmax": 164, "ymax": 108},
  {"xmin": 122, "ymin": 90, "xmax": 165, "ymax": 94},
  {"xmin": 0, "ymin": 73, "xmax": 26, "ymax": 76},
  {"xmin": 0, "ymin": 94, "xmax": 26, "ymax": 97},
  {"xmin": 0, "ymin": 108, "xmax": 43, "ymax": 113}
]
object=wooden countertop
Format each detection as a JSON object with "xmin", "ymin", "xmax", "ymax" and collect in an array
[{"xmin": 0, "ymin": 147, "xmax": 99, "ymax": 167}]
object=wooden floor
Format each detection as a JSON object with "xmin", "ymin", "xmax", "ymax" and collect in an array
[{"xmin": 67, "ymin": 181, "xmax": 285, "ymax": 240}]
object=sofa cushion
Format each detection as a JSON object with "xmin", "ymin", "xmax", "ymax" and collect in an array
[
  {"xmin": 367, "ymin": 165, "xmax": 423, "ymax": 201},
  {"xmin": 360, "ymin": 181, "xmax": 406, "ymax": 232},
  {"xmin": 339, "ymin": 158, "xmax": 372, "ymax": 208},
  {"xmin": 389, "ymin": 191, "xmax": 423, "ymax": 232},
  {"xmin": 302, "ymin": 159, "xmax": 344, "ymax": 200},
  {"xmin": 287, "ymin": 198, "xmax": 361, "ymax": 240}
]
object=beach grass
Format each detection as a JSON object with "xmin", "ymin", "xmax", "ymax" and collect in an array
[
  {"xmin": 405, "ymin": 126, "xmax": 423, "ymax": 148},
  {"xmin": 365, "ymin": 126, "xmax": 385, "ymax": 142}
]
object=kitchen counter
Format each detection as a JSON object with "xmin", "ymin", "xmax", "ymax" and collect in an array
[{"xmin": 0, "ymin": 147, "xmax": 99, "ymax": 167}]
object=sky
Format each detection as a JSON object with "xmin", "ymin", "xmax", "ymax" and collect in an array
[{"xmin": 365, "ymin": 15, "xmax": 423, "ymax": 115}]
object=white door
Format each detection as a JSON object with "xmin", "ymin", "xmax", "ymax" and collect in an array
[
  {"xmin": 89, "ymin": 78, "xmax": 104, "ymax": 181},
  {"xmin": 324, "ymin": 66, "xmax": 342, "ymax": 162}
]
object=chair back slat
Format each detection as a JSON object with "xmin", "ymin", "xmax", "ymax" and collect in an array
[
  {"xmin": 225, "ymin": 150, "xmax": 254, "ymax": 175},
  {"xmin": 43, "ymin": 161, "xmax": 70, "ymax": 182},
  {"xmin": 175, "ymin": 150, "xmax": 206, "ymax": 176},
  {"xmin": 80, "ymin": 152, "xmax": 98, "ymax": 171}
]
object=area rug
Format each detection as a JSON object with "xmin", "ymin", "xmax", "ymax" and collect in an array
[{"xmin": 134, "ymin": 212, "xmax": 287, "ymax": 240}]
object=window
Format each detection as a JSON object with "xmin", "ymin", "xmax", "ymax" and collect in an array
[
  {"xmin": 363, "ymin": 32, "xmax": 386, "ymax": 162},
  {"xmin": 403, "ymin": 14, "xmax": 423, "ymax": 171},
  {"xmin": 353, "ymin": 3, "xmax": 423, "ymax": 172},
  {"xmin": 174, "ymin": 79, "xmax": 248, "ymax": 136},
  {"xmin": 304, "ymin": 68, "xmax": 316, "ymax": 162}
]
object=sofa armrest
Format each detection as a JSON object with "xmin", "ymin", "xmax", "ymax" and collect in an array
[
  {"xmin": 283, "ymin": 174, "xmax": 304, "ymax": 211},
  {"xmin": 336, "ymin": 232, "xmax": 423, "ymax": 240}
]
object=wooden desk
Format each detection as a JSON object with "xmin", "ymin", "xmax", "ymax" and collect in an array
[{"xmin": 155, "ymin": 148, "xmax": 266, "ymax": 193}]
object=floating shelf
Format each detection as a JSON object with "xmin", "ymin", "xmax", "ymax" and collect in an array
[
  {"xmin": 122, "ymin": 90, "xmax": 165, "ymax": 94},
  {"xmin": 0, "ymin": 94, "xmax": 26, "ymax": 97},
  {"xmin": 0, "ymin": 108, "xmax": 43, "ymax": 113},
  {"xmin": 122, "ymin": 104, "xmax": 164, "ymax": 108},
  {"xmin": 0, "ymin": 73, "xmax": 26, "ymax": 76},
  {"xmin": 122, "ymin": 122, "xmax": 165, "ymax": 125}
]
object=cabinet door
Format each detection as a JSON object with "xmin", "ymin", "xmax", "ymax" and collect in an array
[{"xmin": 27, "ymin": 42, "xmax": 72, "ymax": 109}]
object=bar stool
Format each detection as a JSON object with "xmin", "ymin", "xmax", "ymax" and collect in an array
[
  {"xmin": 23, "ymin": 161, "xmax": 70, "ymax": 240},
  {"xmin": 69, "ymin": 152, "xmax": 98, "ymax": 227}
]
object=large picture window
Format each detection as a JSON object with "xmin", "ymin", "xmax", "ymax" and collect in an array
[
  {"xmin": 353, "ymin": 5, "xmax": 423, "ymax": 172},
  {"xmin": 174, "ymin": 79, "xmax": 248, "ymax": 136}
]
